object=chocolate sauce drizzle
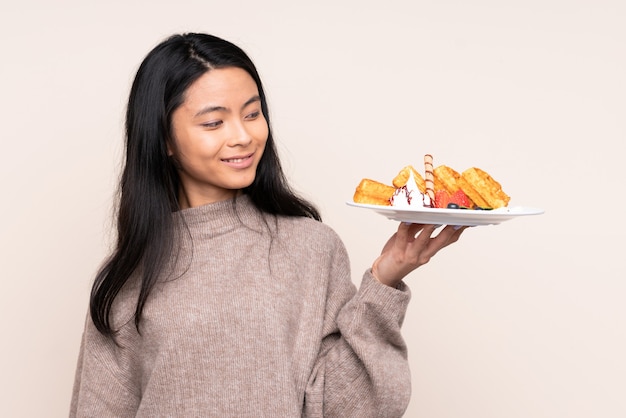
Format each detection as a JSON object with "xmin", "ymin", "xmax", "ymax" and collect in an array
[{"xmin": 390, "ymin": 185, "xmax": 412, "ymax": 205}]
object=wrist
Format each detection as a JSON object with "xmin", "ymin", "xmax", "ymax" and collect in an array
[{"xmin": 371, "ymin": 260, "xmax": 402, "ymax": 288}]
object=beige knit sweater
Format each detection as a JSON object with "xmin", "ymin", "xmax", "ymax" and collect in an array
[{"xmin": 70, "ymin": 196, "xmax": 412, "ymax": 417}]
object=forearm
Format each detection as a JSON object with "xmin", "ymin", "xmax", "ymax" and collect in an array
[{"xmin": 305, "ymin": 271, "xmax": 411, "ymax": 418}]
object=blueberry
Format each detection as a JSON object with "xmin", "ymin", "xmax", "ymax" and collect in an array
[{"xmin": 447, "ymin": 203, "xmax": 460, "ymax": 209}]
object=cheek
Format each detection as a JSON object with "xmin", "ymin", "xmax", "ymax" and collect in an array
[
  {"xmin": 255, "ymin": 120, "xmax": 270, "ymax": 146},
  {"xmin": 170, "ymin": 140, "xmax": 218, "ymax": 175}
]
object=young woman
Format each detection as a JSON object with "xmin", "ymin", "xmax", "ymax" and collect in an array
[{"xmin": 70, "ymin": 33, "xmax": 465, "ymax": 417}]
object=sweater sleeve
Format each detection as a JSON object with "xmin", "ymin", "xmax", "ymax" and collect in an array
[
  {"xmin": 303, "ymin": 241, "xmax": 412, "ymax": 418},
  {"xmin": 70, "ymin": 315, "xmax": 141, "ymax": 417}
]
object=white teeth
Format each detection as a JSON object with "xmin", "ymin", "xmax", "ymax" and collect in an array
[{"xmin": 226, "ymin": 158, "xmax": 245, "ymax": 163}]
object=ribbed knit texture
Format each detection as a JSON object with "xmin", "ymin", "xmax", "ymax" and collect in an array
[{"xmin": 70, "ymin": 195, "xmax": 412, "ymax": 417}]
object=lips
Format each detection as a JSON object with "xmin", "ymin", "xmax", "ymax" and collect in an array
[
  {"xmin": 223, "ymin": 156, "xmax": 250, "ymax": 163},
  {"xmin": 221, "ymin": 152, "xmax": 255, "ymax": 169}
]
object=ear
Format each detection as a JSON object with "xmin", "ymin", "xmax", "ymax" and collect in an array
[{"xmin": 166, "ymin": 138, "xmax": 175, "ymax": 157}]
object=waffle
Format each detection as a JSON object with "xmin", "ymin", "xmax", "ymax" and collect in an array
[
  {"xmin": 352, "ymin": 157, "xmax": 510, "ymax": 209},
  {"xmin": 353, "ymin": 178, "xmax": 395, "ymax": 206},
  {"xmin": 460, "ymin": 167, "xmax": 510, "ymax": 209},
  {"xmin": 434, "ymin": 165, "xmax": 483, "ymax": 208},
  {"xmin": 392, "ymin": 165, "xmax": 426, "ymax": 193}
]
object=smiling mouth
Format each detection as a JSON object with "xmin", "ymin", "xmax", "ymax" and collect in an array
[{"xmin": 222, "ymin": 153, "xmax": 254, "ymax": 164}]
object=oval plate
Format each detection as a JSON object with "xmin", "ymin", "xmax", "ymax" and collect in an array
[{"xmin": 346, "ymin": 202, "xmax": 544, "ymax": 226}]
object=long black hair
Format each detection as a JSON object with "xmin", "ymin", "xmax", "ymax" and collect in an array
[{"xmin": 90, "ymin": 33, "xmax": 320, "ymax": 337}]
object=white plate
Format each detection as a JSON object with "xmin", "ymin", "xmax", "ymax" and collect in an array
[{"xmin": 346, "ymin": 202, "xmax": 544, "ymax": 226}]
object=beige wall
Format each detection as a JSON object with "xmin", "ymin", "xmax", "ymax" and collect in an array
[{"xmin": 1, "ymin": 0, "xmax": 624, "ymax": 416}]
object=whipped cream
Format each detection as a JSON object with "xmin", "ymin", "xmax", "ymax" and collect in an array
[{"xmin": 390, "ymin": 171, "xmax": 431, "ymax": 208}]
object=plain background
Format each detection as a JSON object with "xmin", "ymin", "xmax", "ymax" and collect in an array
[{"xmin": 1, "ymin": 0, "xmax": 624, "ymax": 417}]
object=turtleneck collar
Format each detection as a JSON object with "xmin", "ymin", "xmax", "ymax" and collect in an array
[{"xmin": 175, "ymin": 194, "xmax": 267, "ymax": 237}]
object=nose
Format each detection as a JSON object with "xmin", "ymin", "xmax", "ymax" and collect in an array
[{"xmin": 226, "ymin": 120, "xmax": 253, "ymax": 147}]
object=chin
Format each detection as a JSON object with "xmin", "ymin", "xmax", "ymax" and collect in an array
[{"xmin": 231, "ymin": 177, "xmax": 257, "ymax": 191}]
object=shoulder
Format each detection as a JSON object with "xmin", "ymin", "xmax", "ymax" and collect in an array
[
  {"xmin": 271, "ymin": 215, "xmax": 354, "ymax": 293},
  {"xmin": 276, "ymin": 215, "xmax": 344, "ymax": 248},
  {"xmin": 278, "ymin": 215, "xmax": 336, "ymax": 235}
]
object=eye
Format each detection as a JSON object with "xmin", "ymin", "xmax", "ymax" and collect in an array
[
  {"xmin": 201, "ymin": 120, "xmax": 223, "ymax": 129},
  {"xmin": 244, "ymin": 110, "xmax": 261, "ymax": 120}
]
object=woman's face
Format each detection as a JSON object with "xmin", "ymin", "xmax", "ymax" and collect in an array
[{"xmin": 169, "ymin": 67, "xmax": 269, "ymax": 208}]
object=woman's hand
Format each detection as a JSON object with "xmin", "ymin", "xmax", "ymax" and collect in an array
[{"xmin": 372, "ymin": 223, "xmax": 466, "ymax": 287}]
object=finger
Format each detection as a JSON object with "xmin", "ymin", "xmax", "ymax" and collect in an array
[
  {"xmin": 445, "ymin": 226, "xmax": 467, "ymax": 246},
  {"xmin": 426, "ymin": 225, "xmax": 467, "ymax": 254},
  {"xmin": 412, "ymin": 224, "xmax": 439, "ymax": 245},
  {"xmin": 396, "ymin": 222, "xmax": 427, "ymax": 242}
]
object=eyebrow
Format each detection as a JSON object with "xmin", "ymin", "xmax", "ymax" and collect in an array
[{"xmin": 193, "ymin": 95, "xmax": 261, "ymax": 118}]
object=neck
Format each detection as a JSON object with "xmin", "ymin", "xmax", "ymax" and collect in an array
[{"xmin": 177, "ymin": 188, "xmax": 240, "ymax": 209}]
